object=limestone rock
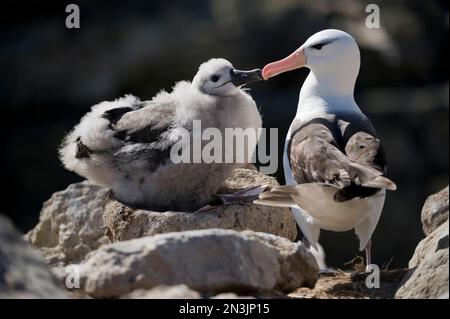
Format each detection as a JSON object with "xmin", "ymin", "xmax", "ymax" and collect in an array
[
  {"xmin": 395, "ymin": 249, "xmax": 448, "ymax": 299},
  {"xmin": 395, "ymin": 220, "xmax": 449, "ymax": 299},
  {"xmin": 25, "ymin": 181, "xmax": 110, "ymax": 266},
  {"xmin": 0, "ymin": 214, "xmax": 69, "ymax": 299},
  {"xmin": 241, "ymin": 231, "xmax": 319, "ymax": 292},
  {"xmin": 104, "ymin": 201, "xmax": 297, "ymax": 242},
  {"xmin": 78, "ymin": 229, "xmax": 318, "ymax": 298},
  {"xmin": 395, "ymin": 187, "xmax": 449, "ymax": 299},
  {"xmin": 103, "ymin": 169, "xmax": 297, "ymax": 242},
  {"xmin": 408, "ymin": 220, "xmax": 449, "ymax": 268},
  {"xmin": 421, "ymin": 186, "xmax": 449, "ymax": 235}
]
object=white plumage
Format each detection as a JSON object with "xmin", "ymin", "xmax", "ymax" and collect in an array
[
  {"xmin": 256, "ymin": 30, "xmax": 396, "ymax": 268},
  {"xmin": 60, "ymin": 58, "xmax": 263, "ymax": 211}
]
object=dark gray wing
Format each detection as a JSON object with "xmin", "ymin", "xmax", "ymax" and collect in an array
[
  {"xmin": 74, "ymin": 105, "xmax": 143, "ymax": 159},
  {"xmin": 289, "ymin": 121, "xmax": 395, "ymax": 202},
  {"xmin": 290, "ymin": 122, "xmax": 353, "ymax": 187},
  {"xmin": 344, "ymin": 131, "xmax": 385, "ymax": 172},
  {"xmin": 75, "ymin": 98, "xmax": 175, "ymax": 156},
  {"xmin": 338, "ymin": 114, "xmax": 387, "ymax": 174},
  {"xmin": 112, "ymin": 99, "xmax": 176, "ymax": 145},
  {"xmin": 107, "ymin": 97, "xmax": 178, "ymax": 171}
]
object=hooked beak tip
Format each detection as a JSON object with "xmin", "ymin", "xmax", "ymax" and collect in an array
[
  {"xmin": 230, "ymin": 68, "xmax": 264, "ymax": 86},
  {"xmin": 262, "ymin": 66, "xmax": 272, "ymax": 80}
]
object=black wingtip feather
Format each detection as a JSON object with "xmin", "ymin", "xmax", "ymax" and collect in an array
[{"xmin": 102, "ymin": 107, "xmax": 133, "ymax": 125}]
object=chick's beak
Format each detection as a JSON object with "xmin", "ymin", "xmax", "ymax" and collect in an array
[
  {"xmin": 230, "ymin": 68, "xmax": 264, "ymax": 86},
  {"xmin": 262, "ymin": 48, "xmax": 306, "ymax": 80}
]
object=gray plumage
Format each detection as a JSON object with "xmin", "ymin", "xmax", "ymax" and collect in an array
[
  {"xmin": 287, "ymin": 117, "xmax": 395, "ymax": 202},
  {"xmin": 60, "ymin": 58, "xmax": 262, "ymax": 211}
]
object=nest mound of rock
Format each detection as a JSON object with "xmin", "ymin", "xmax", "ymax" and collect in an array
[
  {"xmin": 102, "ymin": 168, "xmax": 296, "ymax": 243},
  {"xmin": 19, "ymin": 168, "xmax": 319, "ymax": 298},
  {"xmin": 2, "ymin": 168, "xmax": 446, "ymax": 299}
]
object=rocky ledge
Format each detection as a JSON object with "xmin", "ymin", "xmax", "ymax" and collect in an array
[
  {"xmin": 0, "ymin": 214, "xmax": 69, "ymax": 298},
  {"xmin": 395, "ymin": 186, "xmax": 449, "ymax": 299},
  {"xmin": 103, "ymin": 168, "xmax": 297, "ymax": 243},
  {"xmin": 1, "ymin": 169, "xmax": 448, "ymax": 299},
  {"xmin": 19, "ymin": 168, "xmax": 315, "ymax": 298},
  {"xmin": 25, "ymin": 169, "xmax": 297, "ymax": 267},
  {"xmin": 79, "ymin": 229, "xmax": 317, "ymax": 298}
]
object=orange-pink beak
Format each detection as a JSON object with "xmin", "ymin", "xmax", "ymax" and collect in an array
[{"xmin": 262, "ymin": 48, "xmax": 306, "ymax": 80}]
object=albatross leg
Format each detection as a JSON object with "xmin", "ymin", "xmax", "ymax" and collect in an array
[
  {"xmin": 303, "ymin": 238, "xmax": 331, "ymax": 273},
  {"xmin": 365, "ymin": 239, "xmax": 372, "ymax": 271}
]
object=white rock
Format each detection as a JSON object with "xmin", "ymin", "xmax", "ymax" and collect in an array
[
  {"xmin": 395, "ymin": 249, "xmax": 448, "ymax": 299},
  {"xmin": 25, "ymin": 181, "xmax": 110, "ymax": 265},
  {"xmin": 396, "ymin": 220, "xmax": 449, "ymax": 299},
  {"xmin": 78, "ymin": 229, "xmax": 318, "ymax": 298},
  {"xmin": 409, "ymin": 220, "xmax": 449, "ymax": 268}
]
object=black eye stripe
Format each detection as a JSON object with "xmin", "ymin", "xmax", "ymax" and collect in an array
[{"xmin": 311, "ymin": 41, "xmax": 331, "ymax": 50}]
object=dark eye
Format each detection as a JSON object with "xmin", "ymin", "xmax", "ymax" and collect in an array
[
  {"xmin": 210, "ymin": 75, "xmax": 220, "ymax": 82},
  {"xmin": 311, "ymin": 43, "xmax": 327, "ymax": 50}
]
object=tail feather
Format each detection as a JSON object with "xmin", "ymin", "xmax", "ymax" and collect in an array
[
  {"xmin": 361, "ymin": 175, "xmax": 397, "ymax": 191},
  {"xmin": 258, "ymin": 187, "xmax": 296, "ymax": 199},
  {"xmin": 253, "ymin": 198, "xmax": 296, "ymax": 207},
  {"xmin": 254, "ymin": 186, "xmax": 298, "ymax": 207},
  {"xmin": 348, "ymin": 162, "xmax": 397, "ymax": 191}
]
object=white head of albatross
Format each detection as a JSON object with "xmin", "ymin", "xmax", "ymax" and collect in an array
[
  {"xmin": 263, "ymin": 29, "xmax": 360, "ymax": 93},
  {"xmin": 263, "ymin": 29, "xmax": 363, "ymax": 121}
]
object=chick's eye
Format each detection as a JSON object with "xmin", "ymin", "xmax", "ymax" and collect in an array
[
  {"xmin": 311, "ymin": 43, "xmax": 326, "ymax": 50},
  {"xmin": 210, "ymin": 75, "xmax": 220, "ymax": 82}
]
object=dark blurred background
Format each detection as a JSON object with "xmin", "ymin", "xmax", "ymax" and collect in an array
[{"xmin": 0, "ymin": 0, "xmax": 448, "ymax": 268}]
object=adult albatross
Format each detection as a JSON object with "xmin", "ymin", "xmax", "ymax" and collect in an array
[{"xmin": 255, "ymin": 30, "xmax": 396, "ymax": 268}]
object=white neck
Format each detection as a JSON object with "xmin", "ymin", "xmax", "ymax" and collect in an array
[{"xmin": 295, "ymin": 69, "xmax": 362, "ymax": 123}]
